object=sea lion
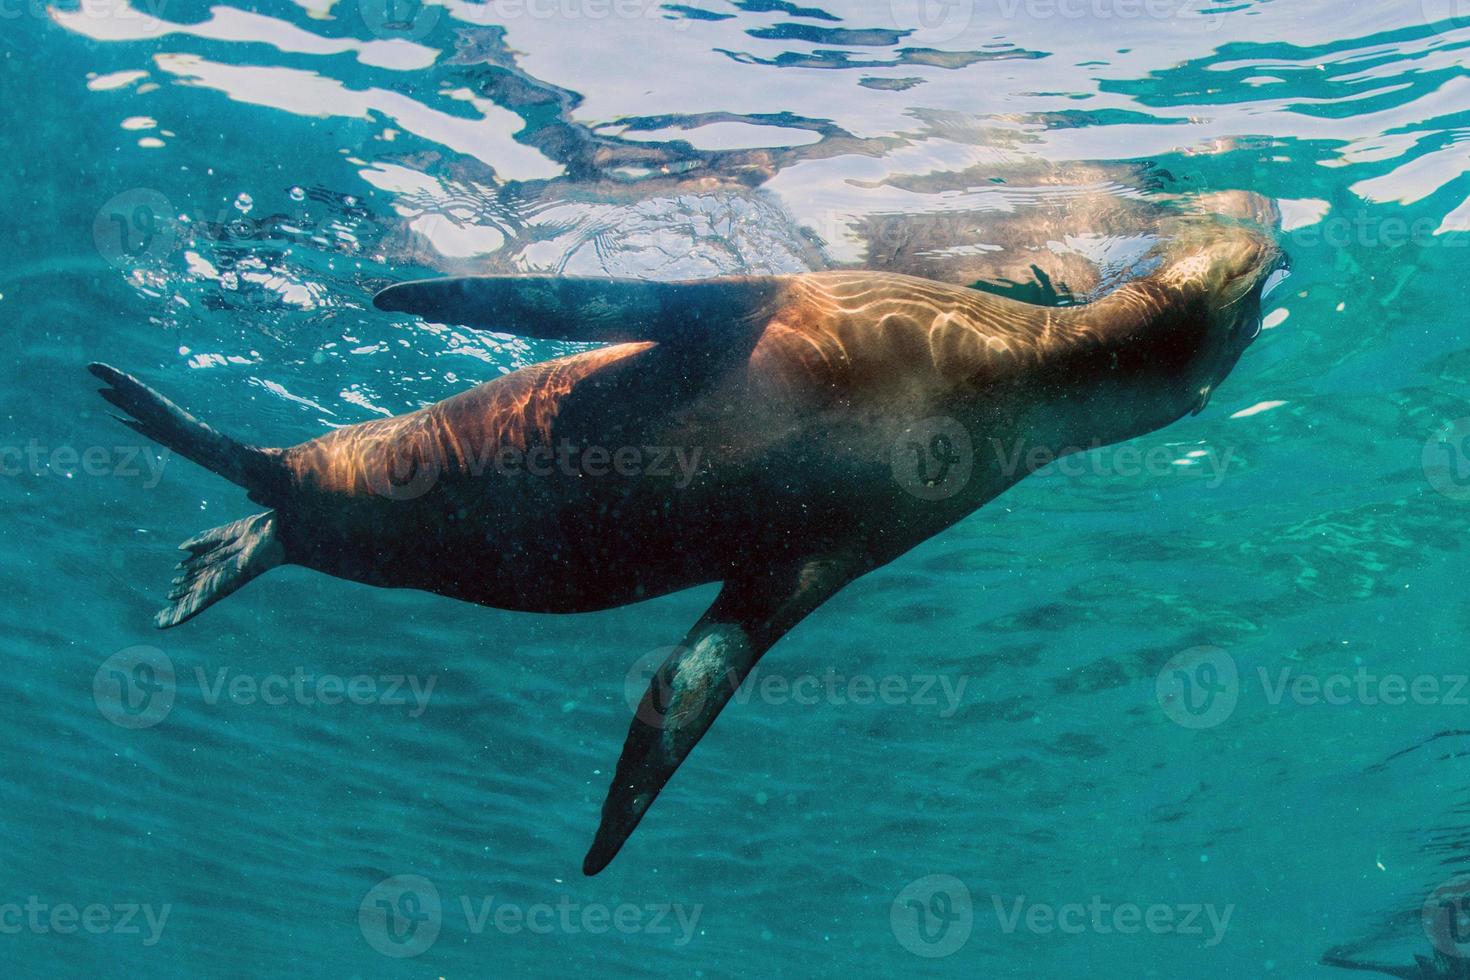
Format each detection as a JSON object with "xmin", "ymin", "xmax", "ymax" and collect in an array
[
  {"xmin": 89, "ymin": 212, "xmax": 1282, "ymax": 874},
  {"xmin": 1321, "ymin": 949, "xmax": 1469, "ymax": 979}
]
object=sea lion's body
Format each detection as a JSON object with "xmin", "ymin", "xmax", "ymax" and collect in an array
[
  {"xmin": 90, "ymin": 214, "xmax": 1281, "ymax": 875},
  {"xmin": 265, "ymin": 262, "xmax": 1229, "ymax": 612},
  {"xmin": 282, "ymin": 273, "xmax": 1014, "ymax": 609}
]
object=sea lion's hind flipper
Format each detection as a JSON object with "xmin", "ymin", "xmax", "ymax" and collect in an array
[
  {"xmin": 87, "ymin": 363, "xmax": 285, "ymax": 497},
  {"xmin": 372, "ymin": 275, "xmax": 783, "ymax": 346},
  {"xmin": 584, "ymin": 552, "xmax": 861, "ymax": 875},
  {"xmin": 153, "ymin": 512, "xmax": 285, "ymax": 629},
  {"xmin": 87, "ymin": 364, "xmax": 292, "ymax": 627}
]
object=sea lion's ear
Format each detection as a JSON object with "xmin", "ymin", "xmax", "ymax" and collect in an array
[{"xmin": 373, "ymin": 275, "xmax": 784, "ymax": 345}]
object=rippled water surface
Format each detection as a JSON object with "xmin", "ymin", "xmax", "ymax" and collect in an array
[{"xmin": 7, "ymin": 1, "xmax": 1470, "ymax": 976}]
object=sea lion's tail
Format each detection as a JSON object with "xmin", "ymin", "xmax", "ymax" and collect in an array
[{"xmin": 87, "ymin": 363, "xmax": 288, "ymax": 628}]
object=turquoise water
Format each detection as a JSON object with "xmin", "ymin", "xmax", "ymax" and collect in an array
[{"xmin": 7, "ymin": 1, "xmax": 1470, "ymax": 976}]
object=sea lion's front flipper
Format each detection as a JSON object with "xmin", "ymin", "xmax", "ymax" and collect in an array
[
  {"xmin": 373, "ymin": 275, "xmax": 784, "ymax": 346},
  {"xmin": 584, "ymin": 552, "xmax": 861, "ymax": 875}
]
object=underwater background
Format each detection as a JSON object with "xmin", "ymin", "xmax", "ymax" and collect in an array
[{"xmin": 6, "ymin": 0, "xmax": 1470, "ymax": 976}]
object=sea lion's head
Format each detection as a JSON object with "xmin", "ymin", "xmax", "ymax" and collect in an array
[
  {"xmin": 1120, "ymin": 218, "xmax": 1283, "ymax": 422},
  {"xmin": 1186, "ymin": 221, "xmax": 1286, "ymax": 411}
]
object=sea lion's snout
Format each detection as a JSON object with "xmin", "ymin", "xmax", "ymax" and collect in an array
[
  {"xmin": 1194, "ymin": 225, "xmax": 1284, "ymax": 395},
  {"xmin": 1210, "ymin": 228, "xmax": 1283, "ymax": 304},
  {"xmin": 1181, "ymin": 221, "xmax": 1280, "ymax": 334},
  {"xmin": 1127, "ymin": 218, "xmax": 1282, "ymax": 421}
]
